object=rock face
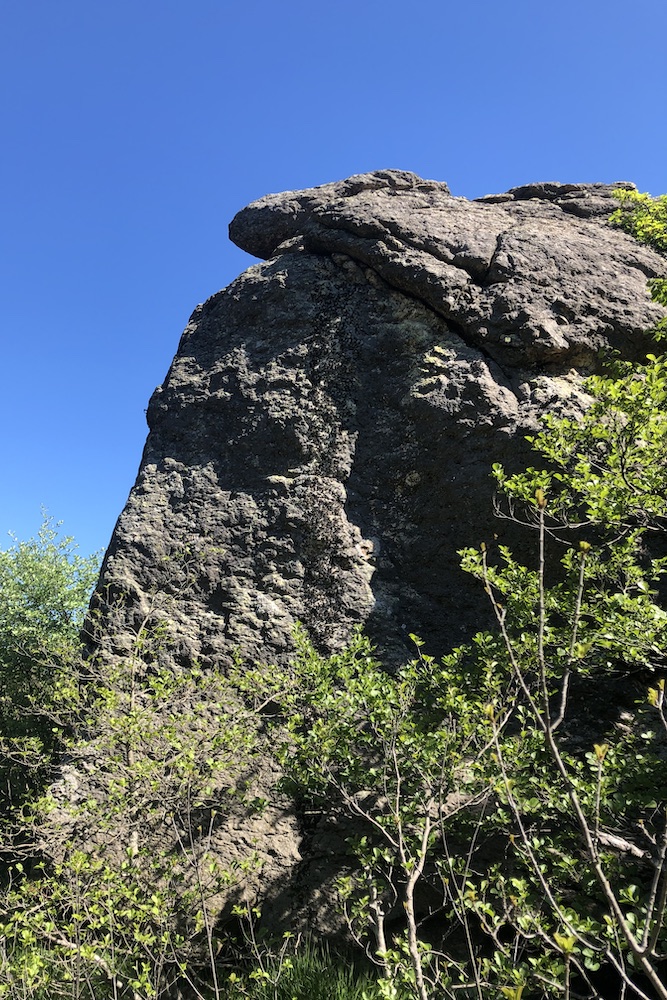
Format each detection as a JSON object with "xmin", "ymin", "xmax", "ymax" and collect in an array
[
  {"xmin": 91, "ymin": 170, "xmax": 667, "ymax": 925},
  {"xmin": 98, "ymin": 171, "xmax": 666, "ymax": 666}
]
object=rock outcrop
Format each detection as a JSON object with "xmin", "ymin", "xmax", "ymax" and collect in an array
[
  {"xmin": 90, "ymin": 170, "xmax": 667, "ymax": 926},
  {"xmin": 97, "ymin": 171, "xmax": 665, "ymax": 665}
]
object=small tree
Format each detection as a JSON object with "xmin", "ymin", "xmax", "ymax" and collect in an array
[
  {"xmin": 460, "ymin": 446, "xmax": 667, "ymax": 998},
  {"xmin": 0, "ymin": 549, "xmax": 263, "ymax": 999},
  {"xmin": 0, "ymin": 515, "xmax": 99, "ymax": 731},
  {"xmin": 0, "ymin": 516, "xmax": 99, "ymax": 811},
  {"xmin": 1, "ymin": 654, "xmax": 261, "ymax": 999},
  {"xmin": 239, "ymin": 627, "xmax": 509, "ymax": 1000}
]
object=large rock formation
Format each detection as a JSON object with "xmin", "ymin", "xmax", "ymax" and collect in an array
[
  {"xmin": 97, "ymin": 171, "xmax": 665, "ymax": 666},
  {"xmin": 90, "ymin": 170, "xmax": 667, "ymax": 926}
]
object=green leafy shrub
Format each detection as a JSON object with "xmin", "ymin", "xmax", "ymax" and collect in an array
[
  {"xmin": 0, "ymin": 553, "xmax": 263, "ymax": 999},
  {"xmin": 610, "ymin": 188, "xmax": 667, "ymax": 255},
  {"xmin": 0, "ymin": 515, "xmax": 99, "ymax": 736},
  {"xmin": 610, "ymin": 188, "xmax": 667, "ymax": 339},
  {"xmin": 0, "ymin": 517, "xmax": 99, "ymax": 815},
  {"xmin": 238, "ymin": 627, "xmax": 508, "ymax": 999}
]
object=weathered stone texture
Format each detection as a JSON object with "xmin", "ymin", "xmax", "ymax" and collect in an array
[
  {"xmin": 89, "ymin": 170, "xmax": 667, "ymax": 926},
  {"xmin": 97, "ymin": 170, "xmax": 666, "ymax": 670}
]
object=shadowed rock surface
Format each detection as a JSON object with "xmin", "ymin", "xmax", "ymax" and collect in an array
[{"xmin": 89, "ymin": 170, "xmax": 667, "ymax": 927}]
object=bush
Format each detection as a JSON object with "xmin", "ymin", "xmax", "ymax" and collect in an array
[
  {"xmin": 0, "ymin": 515, "xmax": 99, "ymax": 735},
  {"xmin": 0, "ymin": 517, "xmax": 99, "ymax": 815},
  {"xmin": 610, "ymin": 187, "xmax": 667, "ymax": 338},
  {"xmin": 0, "ymin": 540, "xmax": 263, "ymax": 999}
]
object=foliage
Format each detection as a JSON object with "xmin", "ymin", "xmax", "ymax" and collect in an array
[
  {"xmin": 610, "ymin": 188, "xmax": 667, "ymax": 339},
  {"xmin": 459, "ymin": 475, "xmax": 667, "ymax": 999},
  {"xmin": 610, "ymin": 189, "xmax": 667, "ymax": 255},
  {"xmin": 0, "ymin": 516, "xmax": 99, "ymax": 736},
  {"xmin": 237, "ymin": 627, "xmax": 510, "ymax": 999},
  {"xmin": 0, "ymin": 517, "xmax": 99, "ymax": 817},
  {"xmin": 0, "ymin": 574, "xmax": 263, "ymax": 999}
]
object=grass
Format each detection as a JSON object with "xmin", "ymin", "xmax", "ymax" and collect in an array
[{"xmin": 226, "ymin": 938, "xmax": 381, "ymax": 999}]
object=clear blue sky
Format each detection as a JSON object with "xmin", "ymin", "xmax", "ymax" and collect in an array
[{"xmin": 2, "ymin": 0, "xmax": 666, "ymax": 558}]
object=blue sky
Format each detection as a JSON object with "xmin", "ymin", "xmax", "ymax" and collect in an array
[{"xmin": 2, "ymin": 0, "xmax": 666, "ymax": 558}]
